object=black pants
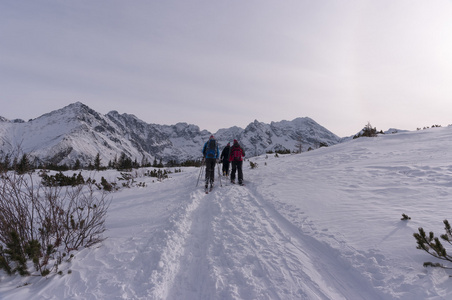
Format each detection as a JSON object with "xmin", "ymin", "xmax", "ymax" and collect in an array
[
  {"xmin": 222, "ymin": 160, "xmax": 230, "ymax": 175},
  {"xmin": 205, "ymin": 158, "xmax": 216, "ymax": 183},
  {"xmin": 230, "ymin": 161, "xmax": 243, "ymax": 183}
]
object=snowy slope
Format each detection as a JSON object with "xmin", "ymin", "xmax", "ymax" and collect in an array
[{"xmin": 0, "ymin": 126, "xmax": 451, "ymax": 299}]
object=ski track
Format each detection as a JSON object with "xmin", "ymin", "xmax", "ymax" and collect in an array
[
  {"xmin": 66, "ymin": 172, "xmax": 202, "ymax": 300},
  {"xmin": 159, "ymin": 176, "xmax": 385, "ymax": 300}
]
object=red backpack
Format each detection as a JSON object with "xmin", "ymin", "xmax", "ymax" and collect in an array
[{"xmin": 230, "ymin": 146, "xmax": 243, "ymax": 161}]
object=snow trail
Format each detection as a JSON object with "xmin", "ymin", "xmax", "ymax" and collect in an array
[
  {"xmin": 166, "ymin": 192, "xmax": 217, "ymax": 299},
  {"xmin": 164, "ymin": 176, "xmax": 385, "ymax": 300},
  {"xmin": 147, "ymin": 189, "xmax": 205, "ymax": 300},
  {"xmin": 209, "ymin": 184, "xmax": 330, "ymax": 300}
]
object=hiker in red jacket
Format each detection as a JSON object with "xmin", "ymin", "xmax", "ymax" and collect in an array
[{"xmin": 229, "ymin": 139, "xmax": 245, "ymax": 185}]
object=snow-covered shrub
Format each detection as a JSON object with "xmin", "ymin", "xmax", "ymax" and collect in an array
[
  {"xmin": 40, "ymin": 171, "xmax": 85, "ymax": 187},
  {"xmin": 0, "ymin": 171, "xmax": 110, "ymax": 276},
  {"xmin": 401, "ymin": 213, "xmax": 411, "ymax": 220},
  {"xmin": 99, "ymin": 176, "xmax": 115, "ymax": 191},
  {"xmin": 144, "ymin": 169, "xmax": 169, "ymax": 181}
]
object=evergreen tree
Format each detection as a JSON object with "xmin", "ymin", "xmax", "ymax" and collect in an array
[
  {"xmin": 118, "ymin": 152, "xmax": 132, "ymax": 170},
  {"xmin": 2, "ymin": 154, "xmax": 11, "ymax": 171},
  {"xmin": 362, "ymin": 122, "xmax": 377, "ymax": 137},
  {"xmin": 157, "ymin": 158, "xmax": 164, "ymax": 168},
  {"xmin": 353, "ymin": 122, "xmax": 379, "ymax": 139},
  {"xmin": 113, "ymin": 155, "xmax": 118, "ymax": 169},
  {"xmin": 74, "ymin": 159, "xmax": 81, "ymax": 170},
  {"xmin": 294, "ymin": 134, "xmax": 303, "ymax": 153},
  {"xmin": 141, "ymin": 156, "xmax": 151, "ymax": 168},
  {"xmin": 6, "ymin": 154, "xmax": 11, "ymax": 170},
  {"xmin": 133, "ymin": 158, "xmax": 139, "ymax": 168},
  {"xmin": 94, "ymin": 153, "xmax": 101, "ymax": 170},
  {"xmin": 16, "ymin": 154, "xmax": 31, "ymax": 174}
]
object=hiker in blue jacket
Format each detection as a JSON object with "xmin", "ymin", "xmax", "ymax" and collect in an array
[{"xmin": 202, "ymin": 135, "xmax": 219, "ymax": 189}]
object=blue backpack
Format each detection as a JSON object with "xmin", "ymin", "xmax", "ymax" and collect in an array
[{"xmin": 205, "ymin": 139, "xmax": 217, "ymax": 158}]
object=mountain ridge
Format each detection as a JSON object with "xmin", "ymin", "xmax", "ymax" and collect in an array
[{"xmin": 0, "ymin": 102, "xmax": 342, "ymax": 167}]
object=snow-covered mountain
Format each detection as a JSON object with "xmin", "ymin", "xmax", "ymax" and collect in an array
[{"xmin": 0, "ymin": 102, "xmax": 341, "ymax": 166}]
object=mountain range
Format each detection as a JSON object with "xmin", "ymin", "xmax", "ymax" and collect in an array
[{"xmin": 0, "ymin": 102, "xmax": 342, "ymax": 167}]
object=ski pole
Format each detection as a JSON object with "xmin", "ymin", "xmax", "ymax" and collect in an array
[
  {"xmin": 196, "ymin": 158, "xmax": 205, "ymax": 187},
  {"xmin": 217, "ymin": 161, "xmax": 223, "ymax": 187}
]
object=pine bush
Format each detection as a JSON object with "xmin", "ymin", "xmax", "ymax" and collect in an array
[{"xmin": 414, "ymin": 220, "xmax": 452, "ymax": 268}]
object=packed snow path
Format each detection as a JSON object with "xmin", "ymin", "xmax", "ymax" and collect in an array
[{"xmin": 165, "ymin": 182, "xmax": 378, "ymax": 300}]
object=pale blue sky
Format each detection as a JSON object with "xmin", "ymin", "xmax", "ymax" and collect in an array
[{"xmin": 1, "ymin": 0, "xmax": 452, "ymax": 137}]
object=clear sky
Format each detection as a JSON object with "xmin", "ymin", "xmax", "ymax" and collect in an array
[{"xmin": 1, "ymin": 0, "xmax": 452, "ymax": 137}]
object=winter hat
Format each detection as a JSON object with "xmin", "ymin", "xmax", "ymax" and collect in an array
[
  {"xmin": 227, "ymin": 142, "xmax": 230, "ymax": 146},
  {"xmin": 233, "ymin": 139, "xmax": 238, "ymax": 144},
  {"xmin": 210, "ymin": 135, "xmax": 214, "ymax": 139}
]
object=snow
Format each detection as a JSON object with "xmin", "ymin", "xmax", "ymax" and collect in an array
[
  {"xmin": 1, "ymin": 127, "xmax": 452, "ymax": 299},
  {"xmin": 0, "ymin": 103, "xmax": 342, "ymax": 166}
]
